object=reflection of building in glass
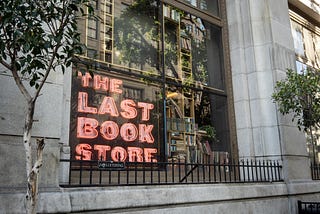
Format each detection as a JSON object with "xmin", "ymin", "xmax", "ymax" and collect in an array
[
  {"xmin": 290, "ymin": 12, "xmax": 320, "ymax": 71},
  {"xmin": 77, "ymin": 1, "xmax": 232, "ymax": 164},
  {"xmin": 182, "ymin": 0, "xmax": 219, "ymax": 16}
]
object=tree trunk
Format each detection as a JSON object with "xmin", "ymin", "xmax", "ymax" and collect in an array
[
  {"xmin": 310, "ymin": 127, "xmax": 317, "ymax": 165},
  {"xmin": 24, "ymin": 101, "xmax": 45, "ymax": 214}
]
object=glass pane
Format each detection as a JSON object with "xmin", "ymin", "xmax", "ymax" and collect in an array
[
  {"xmin": 165, "ymin": 84, "xmax": 230, "ymax": 162},
  {"xmin": 113, "ymin": 0, "xmax": 160, "ymax": 74},
  {"xmin": 164, "ymin": 5, "xmax": 225, "ymax": 90},
  {"xmin": 316, "ymin": 34, "xmax": 320, "ymax": 68},
  {"xmin": 164, "ymin": 17, "xmax": 179, "ymax": 78},
  {"xmin": 87, "ymin": 19, "xmax": 98, "ymax": 39},
  {"xmin": 296, "ymin": 60, "xmax": 307, "ymax": 74},
  {"xmin": 190, "ymin": 20, "xmax": 224, "ymax": 89},
  {"xmin": 304, "ymin": 28, "xmax": 316, "ymax": 63},
  {"xmin": 291, "ymin": 21, "xmax": 305, "ymax": 57},
  {"xmin": 195, "ymin": 93, "xmax": 230, "ymax": 152},
  {"xmin": 182, "ymin": 0, "xmax": 220, "ymax": 17}
]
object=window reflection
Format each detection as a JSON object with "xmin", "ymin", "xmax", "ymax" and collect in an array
[
  {"xmin": 182, "ymin": 0, "xmax": 220, "ymax": 17},
  {"xmin": 165, "ymin": 84, "xmax": 229, "ymax": 162},
  {"xmin": 164, "ymin": 4, "xmax": 224, "ymax": 90},
  {"xmin": 76, "ymin": 0, "xmax": 231, "ymax": 163},
  {"xmin": 113, "ymin": 0, "xmax": 159, "ymax": 74},
  {"xmin": 290, "ymin": 17, "xmax": 320, "ymax": 69}
]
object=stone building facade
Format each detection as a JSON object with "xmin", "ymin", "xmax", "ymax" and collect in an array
[{"xmin": 0, "ymin": 0, "xmax": 320, "ymax": 213}]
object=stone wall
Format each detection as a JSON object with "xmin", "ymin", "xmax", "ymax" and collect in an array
[
  {"xmin": 0, "ymin": 68, "xmax": 67, "ymax": 189},
  {"xmin": 1, "ymin": 182, "xmax": 320, "ymax": 213},
  {"xmin": 227, "ymin": 0, "xmax": 311, "ymax": 181}
]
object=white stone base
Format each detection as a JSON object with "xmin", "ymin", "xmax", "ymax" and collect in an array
[{"xmin": 2, "ymin": 181, "xmax": 320, "ymax": 213}]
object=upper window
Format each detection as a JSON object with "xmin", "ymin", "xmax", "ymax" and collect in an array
[
  {"xmin": 291, "ymin": 21, "xmax": 305, "ymax": 57},
  {"xmin": 87, "ymin": 18, "xmax": 98, "ymax": 39},
  {"xmin": 290, "ymin": 11, "xmax": 320, "ymax": 69}
]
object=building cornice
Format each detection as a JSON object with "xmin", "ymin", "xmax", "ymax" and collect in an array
[{"xmin": 288, "ymin": 0, "xmax": 320, "ymax": 27}]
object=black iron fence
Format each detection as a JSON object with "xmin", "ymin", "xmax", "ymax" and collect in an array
[
  {"xmin": 298, "ymin": 200, "xmax": 320, "ymax": 214},
  {"xmin": 60, "ymin": 158, "xmax": 283, "ymax": 187},
  {"xmin": 311, "ymin": 163, "xmax": 320, "ymax": 180}
]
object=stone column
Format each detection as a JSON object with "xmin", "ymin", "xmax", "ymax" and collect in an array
[
  {"xmin": 59, "ymin": 67, "xmax": 73, "ymax": 185},
  {"xmin": 226, "ymin": 0, "xmax": 311, "ymax": 181}
]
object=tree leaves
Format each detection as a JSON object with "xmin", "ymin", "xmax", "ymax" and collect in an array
[
  {"xmin": 0, "ymin": 1, "xmax": 95, "ymax": 213},
  {"xmin": 0, "ymin": 0, "xmax": 94, "ymax": 89},
  {"xmin": 272, "ymin": 68, "xmax": 320, "ymax": 132}
]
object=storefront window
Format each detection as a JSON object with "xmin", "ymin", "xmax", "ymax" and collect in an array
[{"xmin": 74, "ymin": 0, "xmax": 231, "ymax": 163}]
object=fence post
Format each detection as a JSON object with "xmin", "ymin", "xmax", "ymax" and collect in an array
[{"xmin": 297, "ymin": 200, "xmax": 302, "ymax": 214}]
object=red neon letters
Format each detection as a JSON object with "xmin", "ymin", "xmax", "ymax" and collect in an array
[
  {"xmin": 77, "ymin": 117, "xmax": 98, "ymax": 139},
  {"xmin": 77, "ymin": 91, "xmax": 153, "ymax": 119},
  {"xmin": 77, "ymin": 117, "xmax": 154, "ymax": 143},
  {"xmin": 75, "ymin": 144, "xmax": 157, "ymax": 162},
  {"xmin": 75, "ymin": 72, "xmax": 157, "ymax": 162},
  {"xmin": 79, "ymin": 72, "xmax": 123, "ymax": 93},
  {"xmin": 78, "ymin": 92, "xmax": 98, "ymax": 114}
]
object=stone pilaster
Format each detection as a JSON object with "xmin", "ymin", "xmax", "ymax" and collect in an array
[{"xmin": 226, "ymin": 0, "xmax": 311, "ymax": 181}]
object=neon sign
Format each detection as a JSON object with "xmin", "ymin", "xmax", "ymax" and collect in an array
[{"xmin": 71, "ymin": 72, "xmax": 158, "ymax": 163}]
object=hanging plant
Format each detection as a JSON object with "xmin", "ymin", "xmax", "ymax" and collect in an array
[{"xmin": 199, "ymin": 125, "xmax": 218, "ymax": 143}]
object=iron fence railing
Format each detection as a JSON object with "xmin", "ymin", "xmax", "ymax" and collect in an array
[
  {"xmin": 60, "ymin": 158, "xmax": 283, "ymax": 187},
  {"xmin": 311, "ymin": 163, "xmax": 320, "ymax": 180},
  {"xmin": 298, "ymin": 200, "xmax": 320, "ymax": 214}
]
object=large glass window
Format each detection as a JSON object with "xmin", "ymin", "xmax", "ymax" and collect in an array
[
  {"xmin": 290, "ymin": 15, "xmax": 320, "ymax": 69},
  {"xmin": 74, "ymin": 0, "xmax": 231, "ymax": 163},
  {"xmin": 162, "ymin": 3, "xmax": 227, "ymax": 163}
]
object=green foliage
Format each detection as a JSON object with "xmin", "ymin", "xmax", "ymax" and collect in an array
[
  {"xmin": 0, "ymin": 0, "xmax": 94, "ymax": 89},
  {"xmin": 0, "ymin": 1, "xmax": 95, "ymax": 213},
  {"xmin": 199, "ymin": 125, "xmax": 218, "ymax": 143},
  {"xmin": 113, "ymin": 0, "xmax": 159, "ymax": 70},
  {"xmin": 272, "ymin": 69, "xmax": 320, "ymax": 131}
]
